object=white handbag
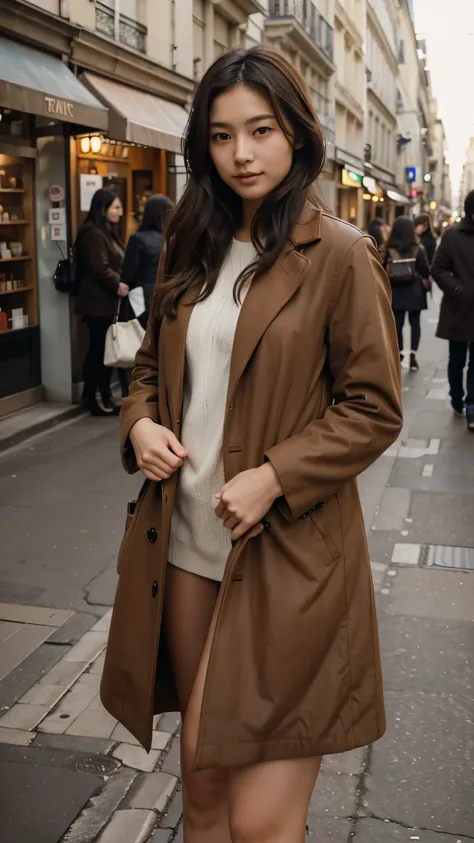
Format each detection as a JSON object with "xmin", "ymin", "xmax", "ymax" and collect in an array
[{"xmin": 104, "ymin": 302, "xmax": 145, "ymax": 369}]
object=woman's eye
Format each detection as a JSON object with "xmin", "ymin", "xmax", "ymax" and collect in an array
[
  {"xmin": 255, "ymin": 127, "xmax": 272, "ymax": 136},
  {"xmin": 211, "ymin": 132, "xmax": 231, "ymax": 142}
]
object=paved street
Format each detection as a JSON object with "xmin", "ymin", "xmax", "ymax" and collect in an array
[{"xmin": 0, "ymin": 293, "xmax": 473, "ymax": 843}]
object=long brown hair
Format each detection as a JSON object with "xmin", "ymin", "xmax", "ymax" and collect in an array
[
  {"xmin": 158, "ymin": 47, "xmax": 326, "ymax": 317},
  {"xmin": 414, "ymin": 213, "xmax": 436, "ymax": 238}
]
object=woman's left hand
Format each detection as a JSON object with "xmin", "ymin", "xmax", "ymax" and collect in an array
[{"xmin": 215, "ymin": 464, "xmax": 283, "ymax": 541}]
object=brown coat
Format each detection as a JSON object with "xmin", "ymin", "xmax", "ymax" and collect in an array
[
  {"xmin": 100, "ymin": 205, "xmax": 403, "ymax": 770},
  {"xmin": 75, "ymin": 222, "xmax": 124, "ymax": 320}
]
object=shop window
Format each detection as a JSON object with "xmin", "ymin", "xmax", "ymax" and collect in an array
[{"xmin": 0, "ymin": 154, "xmax": 40, "ymax": 395}]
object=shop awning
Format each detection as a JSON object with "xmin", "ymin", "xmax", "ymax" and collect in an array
[
  {"xmin": 0, "ymin": 37, "xmax": 108, "ymax": 130},
  {"xmin": 81, "ymin": 73, "xmax": 189, "ymax": 155},
  {"xmin": 386, "ymin": 189, "xmax": 411, "ymax": 204}
]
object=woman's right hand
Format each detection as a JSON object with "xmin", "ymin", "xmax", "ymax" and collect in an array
[
  {"xmin": 118, "ymin": 282, "xmax": 129, "ymax": 298},
  {"xmin": 130, "ymin": 418, "xmax": 188, "ymax": 481}
]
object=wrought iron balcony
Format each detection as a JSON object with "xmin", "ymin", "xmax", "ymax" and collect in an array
[
  {"xmin": 96, "ymin": 2, "xmax": 147, "ymax": 55},
  {"xmin": 268, "ymin": 0, "xmax": 334, "ymax": 62}
]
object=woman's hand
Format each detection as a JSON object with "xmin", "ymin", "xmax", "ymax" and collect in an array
[
  {"xmin": 118, "ymin": 282, "xmax": 129, "ymax": 298},
  {"xmin": 130, "ymin": 418, "xmax": 188, "ymax": 481},
  {"xmin": 215, "ymin": 463, "xmax": 283, "ymax": 541}
]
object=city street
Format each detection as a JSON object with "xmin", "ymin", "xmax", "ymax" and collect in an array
[{"xmin": 0, "ymin": 294, "xmax": 473, "ymax": 843}]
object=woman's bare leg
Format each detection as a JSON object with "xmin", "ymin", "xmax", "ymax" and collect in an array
[
  {"xmin": 228, "ymin": 756, "xmax": 322, "ymax": 843},
  {"xmin": 163, "ymin": 565, "xmax": 231, "ymax": 843}
]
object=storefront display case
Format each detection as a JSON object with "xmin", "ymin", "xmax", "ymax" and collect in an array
[{"xmin": 0, "ymin": 152, "xmax": 40, "ymax": 399}]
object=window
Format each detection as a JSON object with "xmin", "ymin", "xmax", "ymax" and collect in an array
[
  {"xmin": 96, "ymin": 0, "xmax": 146, "ymax": 53},
  {"xmin": 398, "ymin": 39, "xmax": 405, "ymax": 64}
]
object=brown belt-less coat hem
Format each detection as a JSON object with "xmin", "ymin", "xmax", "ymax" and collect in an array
[{"xmin": 100, "ymin": 202, "xmax": 403, "ymax": 771}]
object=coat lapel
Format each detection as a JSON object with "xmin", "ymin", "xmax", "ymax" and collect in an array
[{"xmin": 227, "ymin": 246, "xmax": 310, "ymax": 406}]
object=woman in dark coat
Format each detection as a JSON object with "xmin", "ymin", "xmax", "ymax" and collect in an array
[
  {"xmin": 414, "ymin": 213, "xmax": 437, "ymax": 266},
  {"xmin": 75, "ymin": 189, "xmax": 129, "ymax": 416},
  {"xmin": 381, "ymin": 216, "xmax": 431, "ymax": 371},
  {"xmin": 121, "ymin": 194, "xmax": 173, "ymax": 327}
]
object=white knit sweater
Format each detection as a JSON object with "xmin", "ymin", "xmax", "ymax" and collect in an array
[{"xmin": 168, "ymin": 239, "xmax": 256, "ymax": 581}]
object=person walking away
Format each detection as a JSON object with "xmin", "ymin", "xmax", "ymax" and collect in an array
[
  {"xmin": 414, "ymin": 213, "xmax": 437, "ymax": 266},
  {"xmin": 121, "ymin": 194, "xmax": 173, "ymax": 328},
  {"xmin": 431, "ymin": 190, "xmax": 474, "ymax": 429},
  {"xmin": 75, "ymin": 189, "xmax": 129, "ymax": 415},
  {"xmin": 368, "ymin": 206, "xmax": 388, "ymax": 248},
  {"xmin": 100, "ymin": 46, "xmax": 403, "ymax": 843},
  {"xmin": 382, "ymin": 216, "xmax": 431, "ymax": 371}
]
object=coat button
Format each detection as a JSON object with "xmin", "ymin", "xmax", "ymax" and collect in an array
[
  {"xmin": 262, "ymin": 518, "xmax": 271, "ymax": 530},
  {"xmin": 147, "ymin": 527, "xmax": 158, "ymax": 543},
  {"xmin": 151, "ymin": 580, "xmax": 158, "ymax": 598}
]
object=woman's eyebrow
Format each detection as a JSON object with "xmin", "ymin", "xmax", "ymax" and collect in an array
[{"xmin": 209, "ymin": 114, "xmax": 276, "ymax": 128}]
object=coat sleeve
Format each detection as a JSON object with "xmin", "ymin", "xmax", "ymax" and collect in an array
[
  {"xmin": 431, "ymin": 230, "xmax": 461, "ymax": 295},
  {"xmin": 121, "ymin": 235, "xmax": 141, "ymax": 290},
  {"xmin": 119, "ymin": 313, "xmax": 162, "ymax": 473},
  {"xmin": 86, "ymin": 229, "xmax": 121, "ymax": 295},
  {"xmin": 265, "ymin": 237, "xmax": 403, "ymax": 521},
  {"xmin": 416, "ymin": 245, "xmax": 431, "ymax": 279}
]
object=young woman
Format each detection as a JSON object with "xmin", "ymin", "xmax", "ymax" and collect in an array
[
  {"xmin": 75, "ymin": 189, "xmax": 128, "ymax": 415},
  {"xmin": 414, "ymin": 212, "xmax": 437, "ymax": 266},
  {"xmin": 101, "ymin": 47, "xmax": 402, "ymax": 842},
  {"xmin": 121, "ymin": 194, "xmax": 173, "ymax": 327},
  {"xmin": 382, "ymin": 216, "xmax": 431, "ymax": 372}
]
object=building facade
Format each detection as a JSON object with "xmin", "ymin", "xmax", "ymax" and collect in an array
[
  {"xmin": 264, "ymin": 1, "xmax": 337, "ymax": 210},
  {"xmin": 333, "ymin": 0, "xmax": 366, "ymax": 226},
  {"xmin": 429, "ymin": 100, "xmax": 452, "ymax": 225},
  {"xmin": 363, "ymin": 0, "xmax": 406, "ymax": 227},
  {"xmin": 394, "ymin": 1, "xmax": 432, "ymax": 216},
  {"xmin": 460, "ymin": 138, "xmax": 474, "ymax": 214}
]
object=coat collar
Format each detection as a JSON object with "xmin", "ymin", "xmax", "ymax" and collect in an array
[
  {"xmin": 164, "ymin": 201, "xmax": 322, "ymax": 424},
  {"xmin": 290, "ymin": 201, "xmax": 323, "ymax": 247}
]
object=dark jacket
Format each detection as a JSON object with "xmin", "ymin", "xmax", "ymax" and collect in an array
[
  {"xmin": 382, "ymin": 245, "xmax": 431, "ymax": 312},
  {"xmin": 432, "ymin": 218, "xmax": 474, "ymax": 342},
  {"xmin": 75, "ymin": 222, "xmax": 124, "ymax": 320},
  {"xmin": 121, "ymin": 230, "xmax": 164, "ymax": 322},
  {"xmin": 419, "ymin": 230, "xmax": 437, "ymax": 266}
]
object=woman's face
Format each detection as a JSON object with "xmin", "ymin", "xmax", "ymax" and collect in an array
[
  {"xmin": 106, "ymin": 198, "xmax": 123, "ymax": 224},
  {"xmin": 415, "ymin": 222, "xmax": 426, "ymax": 235},
  {"xmin": 208, "ymin": 84, "xmax": 296, "ymax": 207}
]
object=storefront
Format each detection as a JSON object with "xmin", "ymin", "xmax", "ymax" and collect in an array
[
  {"xmin": 362, "ymin": 176, "xmax": 385, "ymax": 231},
  {"xmin": 72, "ymin": 73, "xmax": 189, "ymax": 241},
  {"xmin": 363, "ymin": 176, "xmax": 411, "ymax": 232},
  {"xmin": 0, "ymin": 35, "xmax": 107, "ymax": 419},
  {"xmin": 336, "ymin": 166, "xmax": 364, "ymax": 226}
]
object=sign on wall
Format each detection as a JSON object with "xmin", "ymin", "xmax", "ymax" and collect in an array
[{"xmin": 80, "ymin": 174, "xmax": 103, "ymax": 212}]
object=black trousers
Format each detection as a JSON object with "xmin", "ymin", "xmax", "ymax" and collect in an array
[
  {"xmin": 83, "ymin": 317, "xmax": 113, "ymax": 404},
  {"xmin": 393, "ymin": 310, "xmax": 421, "ymax": 353},
  {"xmin": 448, "ymin": 341, "xmax": 474, "ymax": 410}
]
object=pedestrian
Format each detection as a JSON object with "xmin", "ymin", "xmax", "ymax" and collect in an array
[
  {"xmin": 368, "ymin": 205, "xmax": 388, "ymax": 248},
  {"xmin": 75, "ymin": 189, "xmax": 129, "ymax": 416},
  {"xmin": 381, "ymin": 215, "xmax": 431, "ymax": 372},
  {"xmin": 431, "ymin": 189, "xmax": 474, "ymax": 428},
  {"xmin": 414, "ymin": 212, "xmax": 437, "ymax": 266},
  {"xmin": 101, "ymin": 46, "xmax": 402, "ymax": 843},
  {"xmin": 121, "ymin": 194, "xmax": 173, "ymax": 328}
]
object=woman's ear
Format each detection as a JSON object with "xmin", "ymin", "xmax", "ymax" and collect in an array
[{"xmin": 294, "ymin": 139, "xmax": 304, "ymax": 151}]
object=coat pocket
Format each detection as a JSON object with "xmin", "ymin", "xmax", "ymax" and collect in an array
[
  {"xmin": 309, "ymin": 510, "xmax": 341, "ymax": 563},
  {"xmin": 117, "ymin": 479, "xmax": 151, "ymax": 575}
]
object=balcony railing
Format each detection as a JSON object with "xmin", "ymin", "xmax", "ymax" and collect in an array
[
  {"xmin": 268, "ymin": 0, "xmax": 334, "ymax": 62},
  {"xmin": 96, "ymin": 2, "xmax": 147, "ymax": 54}
]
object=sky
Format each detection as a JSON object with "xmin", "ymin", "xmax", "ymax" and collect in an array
[{"xmin": 414, "ymin": 0, "xmax": 474, "ymax": 208}]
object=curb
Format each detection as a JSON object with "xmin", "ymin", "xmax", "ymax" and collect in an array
[{"xmin": 0, "ymin": 405, "xmax": 85, "ymax": 453}]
